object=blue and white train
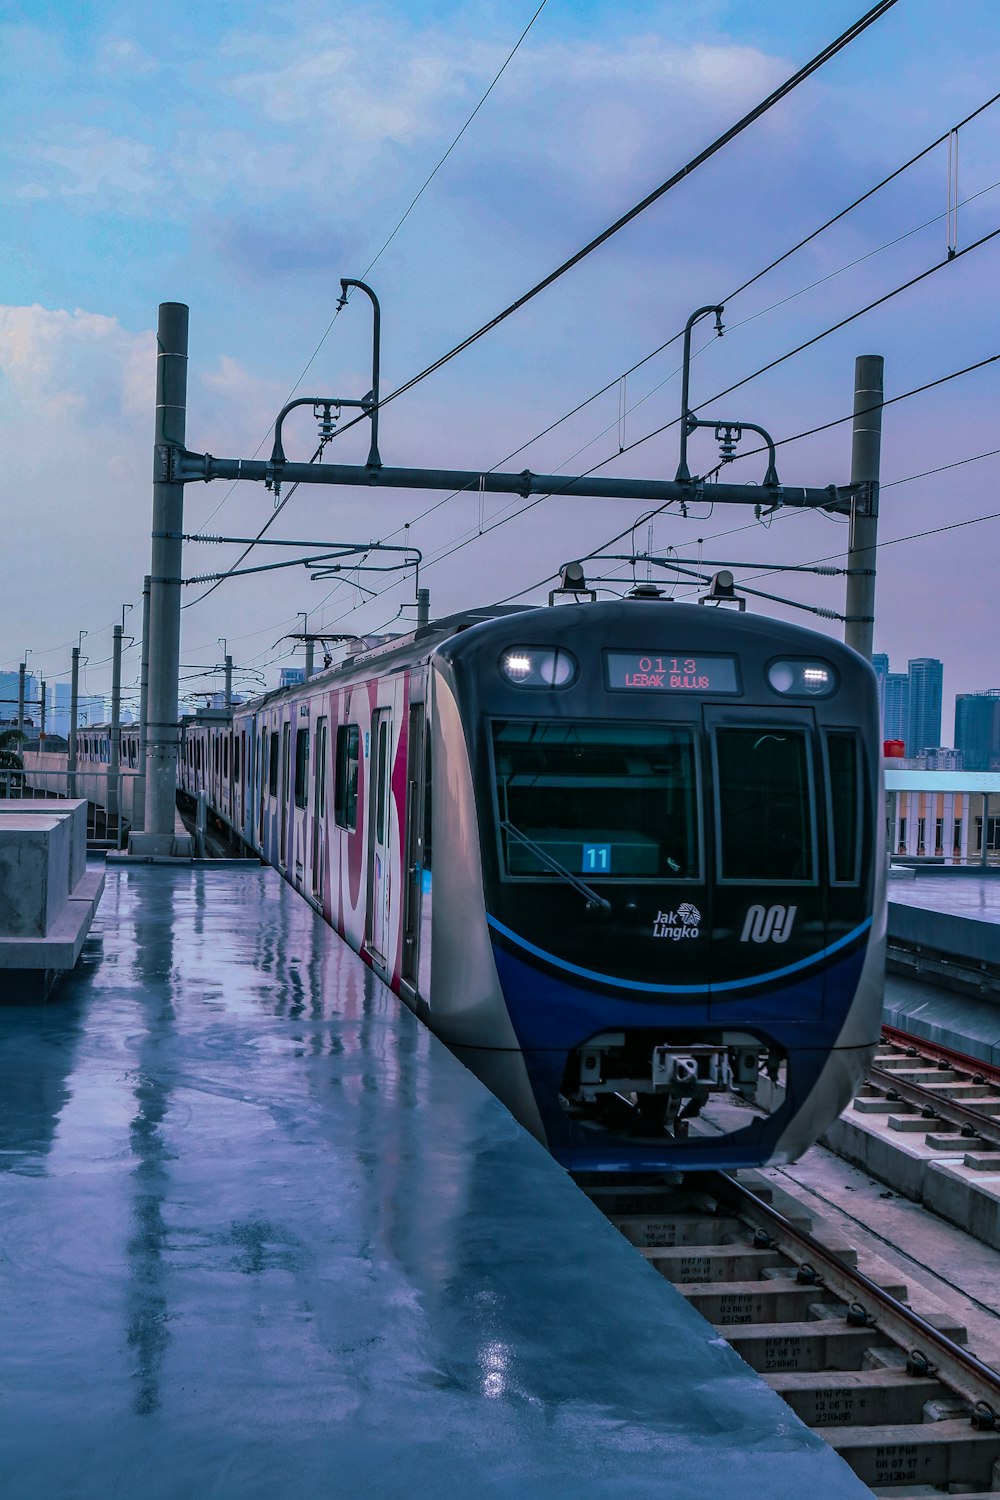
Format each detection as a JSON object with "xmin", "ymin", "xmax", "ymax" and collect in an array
[{"xmin": 179, "ymin": 598, "xmax": 885, "ymax": 1174}]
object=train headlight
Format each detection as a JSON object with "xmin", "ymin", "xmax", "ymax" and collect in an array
[
  {"xmin": 499, "ymin": 646, "xmax": 578, "ymax": 688},
  {"xmin": 767, "ymin": 659, "xmax": 836, "ymax": 697}
]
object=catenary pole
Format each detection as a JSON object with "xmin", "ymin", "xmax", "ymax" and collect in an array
[
  {"xmin": 844, "ymin": 354, "xmax": 884, "ymax": 659},
  {"xmin": 131, "ymin": 304, "xmax": 191, "ymax": 855},
  {"xmin": 16, "ymin": 662, "xmax": 25, "ymax": 740},
  {"xmin": 134, "ymin": 574, "xmax": 151, "ymax": 832},
  {"xmin": 224, "ymin": 654, "xmax": 233, "ymax": 711},
  {"xmin": 108, "ymin": 623, "xmax": 122, "ymax": 830},
  {"xmin": 68, "ymin": 645, "xmax": 80, "ymax": 798},
  {"xmin": 39, "ymin": 680, "xmax": 46, "ymax": 745}
]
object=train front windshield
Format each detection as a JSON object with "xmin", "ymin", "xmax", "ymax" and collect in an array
[{"xmin": 492, "ymin": 721, "xmax": 700, "ymax": 881}]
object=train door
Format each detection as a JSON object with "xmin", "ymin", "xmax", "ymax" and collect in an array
[
  {"xmin": 292, "ymin": 712, "xmax": 310, "ymax": 887},
  {"xmin": 401, "ymin": 703, "xmax": 425, "ymax": 988},
  {"xmin": 258, "ymin": 727, "xmax": 267, "ymax": 846},
  {"xmin": 239, "ymin": 729, "xmax": 247, "ymax": 838},
  {"xmin": 702, "ymin": 706, "xmax": 824, "ymax": 1022},
  {"xmin": 366, "ymin": 708, "xmax": 393, "ymax": 967},
  {"xmin": 279, "ymin": 720, "xmax": 291, "ymax": 867},
  {"xmin": 312, "ymin": 716, "xmax": 328, "ymax": 903}
]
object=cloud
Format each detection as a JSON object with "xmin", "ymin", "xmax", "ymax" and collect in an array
[
  {"xmin": 25, "ymin": 130, "xmax": 157, "ymax": 205},
  {"xmin": 0, "ymin": 303, "xmax": 154, "ymax": 421}
]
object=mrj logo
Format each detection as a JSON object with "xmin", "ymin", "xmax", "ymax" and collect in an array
[
  {"xmin": 653, "ymin": 904, "xmax": 701, "ymax": 941},
  {"xmin": 740, "ymin": 904, "xmax": 797, "ymax": 944}
]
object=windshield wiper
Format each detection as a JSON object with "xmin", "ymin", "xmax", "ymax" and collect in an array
[{"xmin": 500, "ymin": 820, "xmax": 611, "ymax": 911}]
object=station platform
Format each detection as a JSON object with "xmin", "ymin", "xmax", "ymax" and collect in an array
[
  {"xmin": 889, "ymin": 868, "xmax": 1000, "ymax": 965},
  {"xmin": 0, "ymin": 862, "xmax": 870, "ymax": 1499}
]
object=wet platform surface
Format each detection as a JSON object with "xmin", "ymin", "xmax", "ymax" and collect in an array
[
  {"xmin": 889, "ymin": 870, "xmax": 1000, "ymax": 924},
  {"xmin": 0, "ymin": 863, "xmax": 869, "ymax": 1499}
]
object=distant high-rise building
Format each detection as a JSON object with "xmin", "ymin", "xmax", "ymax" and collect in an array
[
  {"xmin": 907, "ymin": 657, "xmax": 943, "ymax": 756},
  {"xmin": 44, "ymin": 684, "xmax": 105, "ymax": 736},
  {"xmin": 279, "ymin": 667, "xmax": 305, "ymax": 689},
  {"xmin": 955, "ymin": 690, "xmax": 1000, "ymax": 771},
  {"xmin": 871, "ymin": 652, "xmax": 889, "ymax": 727},
  {"xmin": 47, "ymin": 682, "xmax": 72, "ymax": 738},
  {"xmin": 884, "ymin": 673, "xmax": 909, "ymax": 743}
]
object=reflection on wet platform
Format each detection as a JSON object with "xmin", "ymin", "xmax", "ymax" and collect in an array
[{"xmin": 0, "ymin": 864, "xmax": 869, "ymax": 1498}]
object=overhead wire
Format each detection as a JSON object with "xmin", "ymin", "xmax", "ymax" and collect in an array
[
  {"xmin": 323, "ymin": 0, "xmax": 901, "ymax": 448},
  {"xmin": 347, "ymin": 235, "xmax": 1000, "ymax": 615},
  {"xmin": 299, "ymin": 92, "xmax": 1000, "ymax": 630}
]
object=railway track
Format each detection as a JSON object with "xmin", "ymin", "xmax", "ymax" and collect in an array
[
  {"xmin": 584, "ymin": 1171, "xmax": 1000, "ymax": 1496},
  {"xmin": 857, "ymin": 1033, "xmax": 1000, "ymax": 1166}
]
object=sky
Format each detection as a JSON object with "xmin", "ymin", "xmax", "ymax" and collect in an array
[{"xmin": 2, "ymin": 0, "xmax": 1000, "ymax": 730}]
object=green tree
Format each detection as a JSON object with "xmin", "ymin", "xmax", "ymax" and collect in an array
[{"xmin": 0, "ymin": 727, "xmax": 25, "ymax": 771}]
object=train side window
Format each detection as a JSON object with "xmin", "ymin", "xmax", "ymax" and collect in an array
[
  {"xmin": 223, "ymin": 737, "xmax": 229, "ymax": 778},
  {"xmin": 269, "ymin": 731, "xmax": 280, "ymax": 796},
  {"xmin": 234, "ymin": 735, "xmax": 241, "ymax": 783},
  {"xmin": 334, "ymin": 725, "xmax": 360, "ymax": 831},
  {"xmin": 825, "ymin": 732, "xmax": 862, "ymax": 884},
  {"xmin": 294, "ymin": 728, "xmax": 310, "ymax": 810},
  {"xmin": 715, "ymin": 727, "xmax": 815, "ymax": 883}
]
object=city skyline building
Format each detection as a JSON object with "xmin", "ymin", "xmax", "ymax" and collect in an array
[
  {"xmin": 955, "ymin": 690, "xmax": 1000, "ymax": 772},
  {"xmin": 907, "ymin": 657, "xmax": 944, "ymax": 756},
  {"xmin": 884, "ymin": 672, "xmax": 910, "ymax": 743},
  {"xmin": 871, "ymin": 653, "xmax": 889, "ymax": 727}
]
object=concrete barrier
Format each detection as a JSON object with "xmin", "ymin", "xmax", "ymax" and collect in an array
[{"xmin": 0, "ymin": 802, "xmax": 104, "ymax": 1001}]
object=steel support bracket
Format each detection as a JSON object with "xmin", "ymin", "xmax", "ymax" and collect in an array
[{"xmin": 156, "ymin": 443, "xmax": 183, "ymax": 483}]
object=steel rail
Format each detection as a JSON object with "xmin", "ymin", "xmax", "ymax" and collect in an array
[
  {"xmin": 866, "ymin": 1064, "xmax": 1000, "ymax": 1147},
  {"xmin": 715, "ymin": 1172, "xmax": 1000, "ymax": 1416},
  {"xmin": 881, "ymin": 1024, "xmax": 1000, "ymax": 1089}
]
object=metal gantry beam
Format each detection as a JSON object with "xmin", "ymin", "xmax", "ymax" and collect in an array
[{"xmin": 170, "ymin": 447, "xmax": 854, "ymax": 514}]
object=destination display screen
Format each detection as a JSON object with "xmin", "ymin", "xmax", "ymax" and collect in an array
[{"xmin": 605, "ymin": 651, "xmax": 739, "ymax": 693}]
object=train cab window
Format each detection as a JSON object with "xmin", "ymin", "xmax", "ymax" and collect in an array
[
  {"xmin": 826, "ymin": 732, "xmax": 862, "ymax": 884},
  {"xmin": 294, "ymin": 728, "xmax": 310, "ymax": 809},
  {"xmin": 715, "ymin": 727, "xmax": 815, "ymax": 883},
  {"xmin": 492, "ymin": 721, "xmax": 699, "ymax": 880},
  {"xmin": 269, "ymin": 731, "xmax": 280, "ymax": 796},
  {"xmin": 334, "ymin": 725, "xmax": 360, "ymax": 831}
]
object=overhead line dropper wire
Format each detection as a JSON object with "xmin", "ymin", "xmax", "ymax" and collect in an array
[
  {"xmin": 347, "ymin": 0, "xmax": 899, "ymax": 421},
  {"xmin": 193, "ymin": 2, "xmax": 908, "ymax": 652},
  {"xmin": 187, "ymin": 0, "xmax": 899, "ymax": 624},
  {"xmin": 370, "ymin": 161, "xmax": 1000, "ymax": 559},
  {"xmin": 263, "ymin": 0, "xmax": 904, "ymax": 585},
  {"xmin": 297, "ymin": 95, "xmax": 1000, "ymax": 638},
  {"xmin": 193, "ymin": 5, "xmax": 935, "ymax": 656},
  {"xmin": 214, "ymin": 2, "xmax": 901, "ymax": 644},
  {"xmin": 363, "ymin": 82, "xmax": 1000, "ymax": 505},
  {"xmin": 384, "ymin": 230, "xmax": 1000, "ymax": 611}
]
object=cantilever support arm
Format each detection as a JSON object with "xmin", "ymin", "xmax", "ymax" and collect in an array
[
  {"xmin": 338, "ymin": 278, "xmax": 382, "ymax": 469},
  {"xmin": 676, "ymin": 303, "xmax": 725, "ymax": 484}
]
